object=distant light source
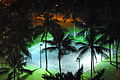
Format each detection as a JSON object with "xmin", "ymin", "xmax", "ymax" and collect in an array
[{"xmin": 55, "ymin": 4, "xmax": 58, "ymax": 6}]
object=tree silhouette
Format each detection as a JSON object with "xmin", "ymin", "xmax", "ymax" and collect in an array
[
  {"xmin": 76, "ymin": 26, "xmax": 109, "ymax": 79},
  {"xmin": 43, "ymin": 30, "xmax": 77, "ymax": 74}
]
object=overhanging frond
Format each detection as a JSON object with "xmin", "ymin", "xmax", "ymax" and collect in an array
[
  {"xmin": 43, "ymin": 47, "xmax": 57, "ymax": 52},
  {"xmin": 77, "ymin": 46, "xmax": 88, "ymax": 57},
  {"xmin": 75, "ymin": 42, "xmax": 87, "ymax": 46}
]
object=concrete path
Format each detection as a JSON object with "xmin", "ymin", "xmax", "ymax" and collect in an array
[{"xmin": 27, "ymin": 41, "xmax": 105, "ymax": 73}]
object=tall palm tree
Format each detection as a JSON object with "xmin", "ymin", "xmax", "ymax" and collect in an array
[
  {"xmin": 76, "ymin": 27, "xmax": 109, "ymax": 79},
  {"xmin": 101, "ymin": 16, "xmax": 120, "ymax": 70},
  {"xmin": 37, "ymin": 12, "xmax": 65, "ymax": 71},
  {"xmin": 31, "ymin": 0, "xmax": 65, "ymax": 71},
  {"xmin": 43, "ymin": 31, "xmax": 77, "ymax": 74},
  {"xmin": 0, "ymin": 1, "xmax": 36, "ymax": 80}
]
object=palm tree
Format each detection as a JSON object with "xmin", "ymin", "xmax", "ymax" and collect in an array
[
  {"xmin": 100, "ymin": 16, "xmax": 120, "ymax": 70},
  {"xmin": 0, "ymin": 2, "xmax": 36, "ymax": 80},
  {"xmin": 76, "ymin": 27, "xmax": 109, "ymax": 79},
  {"xmin": 0, "ymin": 53, "xmax": 37, "ymax": 80},
  {"xmin": 38, "ymin": 12, "xmax": 65, "ymax": 71},
  {"xmin": 43, "ymin": 31, "xmax": 77, "ymax": 74},
  {"xmin": 31, "ymin": 0, "xmax": 66, "ymax": 71}
]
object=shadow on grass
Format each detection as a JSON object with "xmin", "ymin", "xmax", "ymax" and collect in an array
[
  {"xmin": 103, "ymin": 60, "xmax": 120, "ymax": 69},
  {"xmin": 20, "ymin": 73, "xmax": 31, "ymax": 80}
]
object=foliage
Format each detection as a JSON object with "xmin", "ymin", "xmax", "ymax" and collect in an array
[
  {"xmin": 92, "ymin": 69, "xmax": 105, "ymax": 80},
  {"xmin": 43, "ymin": 32, "xmax": 77, "ymax": 74},
  {"xmin": 42, "ymin": 66, "xmax": 83, "ymax": 80},
  {"xmin": 0, "ymin": 54, "xmax": 38, "ymax": 80}
]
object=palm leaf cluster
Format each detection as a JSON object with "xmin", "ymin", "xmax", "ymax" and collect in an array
[
  {"xmin": 44, "ymin": 31, "xmax": 77, "ymax": 74},
  {"xmin": 42, "ymin": 66, "xmax": 83, "ymax": 80},
  {"xmin": 0, "ymin": 53, "xmax": 37, "ymax": 80}
]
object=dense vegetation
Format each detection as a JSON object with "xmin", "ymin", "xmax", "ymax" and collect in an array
[{"xmin": 0, "ymin": 0, "xmax": 120, "ymax": 80}]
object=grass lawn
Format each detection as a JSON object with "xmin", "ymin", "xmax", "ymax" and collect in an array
[
  {"xmin": 0, "ymin": 64, "xmax": 57, "ymax": 80},
  {"xmin": 20, "ymin": 65, "xmax": 57, "ymax": 80},
  {"xmin": 83, "ymin": 55, "xmax": 120, "ymax": 80}
]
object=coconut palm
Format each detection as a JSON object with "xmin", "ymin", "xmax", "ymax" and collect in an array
[
  {"xmin": 31, "ymin": 0, "xmax": 66, "ymax": 71},
  {"xmin": 36, "ymin": 12, "xmax": 66, "ymax": 71},
  {"xmin": 76, "ymin": 27, "xmax": 109, "ymax": 79},
  {"xmin": 43, "ymin": 31, "xmax": 77, "ymax": 74}
]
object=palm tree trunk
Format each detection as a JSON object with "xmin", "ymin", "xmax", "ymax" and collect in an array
[
  {"xmin": 101, "ymin": 54, "xmax": 102, "ymax": 62},
  {"xmin": 91, "ymin": 50, "xmax": 93, "ymax": 79},
  {"xmin": 40, "ymin": 44, "xmax": 42, "ymax": 68},
  {"xmin": 116, "ymin": 41, "xmax": 119, "ymax": 70},
  {"xmin": 17, "ymin": 69, "xmax": 20, "ymax": 80},
  {"xmin": 45, "ymin": 33, "xmax": 48, "ymax": 71},
  {"xmin": 109, "ymin": 43, "xmax": 112, "ymax": 64},
  {"xmin": 58, "ymin": 56, "xmax": 62, "ymax": 74},
  {"xmin": 58, "ymin": 48, "xmax": 62, "ymax": 74},
  {"xmin": 13, "ymin": 53, "xmax": 16, "ymax": 80},
  {"xmin": 93, "ymin": 56, "xmax": 95, "ymax": 73},
  {"xmin": 79, "ymin": 59, "xmax": 80, "ymax": 69}
]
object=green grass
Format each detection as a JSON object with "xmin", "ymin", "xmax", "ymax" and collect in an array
[
  {"xmin": 83, "ymin": 56, "xmax": 120, "ymax": 80},
  {"xmin": 20, "ymin": 65, "xmax": 57, "ymax": 80},
  {"xmin": 18, "ymin": 57, "xmax": 120, "ymax": 80},
  {"xmin": 0, "ymin": 64, "xmax": 57, "ymax": 80}
]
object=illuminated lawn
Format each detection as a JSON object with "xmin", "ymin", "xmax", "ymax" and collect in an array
[
  {"xmin": 20, "ymin": 65, "xmax": 57, "ymax": 80},
  {"xmin": 83, "ymin": 55, "xmax": 120, "ymax": 80},
  {"xmin": 0, "ymin": 64, "xmax": 57, "ymax": 80}
]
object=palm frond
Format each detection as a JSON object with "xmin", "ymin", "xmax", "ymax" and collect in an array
[
  {"xmin": 77, "ymin": 46, "xmax": 88, "ymax": 57},
  {"xmin": 0, "ymin": 68, "xmax": 10, "ymax": 75},
  {"xmin": 76, "ymin": 29, "xmax": 87, "ymax": 36},
  {"xmin": 78, "ymin": 46, "xmax": 87, "ymax": 51},
  {"xmin": 41, "ymin": 33, "xmax": 46, "ymax": 41},
  {"xmin": 19, "ymin": 62, "xmax": 27, "ymax": 66},
  {"xmin": 45, "ymin": 40, "xmax": 57, "ymax": 46},
  {"xmin": 63, "ymin": 34, "xmax": 70, "ymax": 40},
  {"xmin": 75, "ymin": 42, "xmax": 87, "ymax": 46},
  {"xmin": 6, "ymin": 72, "xmax": 14, "ymax": 80},
  {"xmin": 101, "ymin": 51, "xmax": 109, "ymax": 58},
  {"xmin": 100, "ymin": 39, "xmax": 113, "ymax": 46},
  {"xmin": 95, "ymin": 46, "xmax": 109, "ymax": 52},
  {"xmin": 21, "ymin": 47, "xmax": 31, "ymax": 58},
  {"xmin": 32, "ymin": 25, "xmax": 44, "ymax": 40},
  {"xmin": 64, "ymin": 45, "xmax": 78, "ymax": 53},
  {"xmin": 94, "ymin": 34, "xmax": 108, "ymax": 44},
  {"xmin": 43, "ymin": 47, "xmax": 57, "ymax": 52},
  {"xmin": 62, "ymin": 39, "xmax": 73, "ymax": 46},
  {"xmin": 20, "ymin": 68, "xmax": 38, "ymax": 74},
  {"xmin": 94, "ymin": 46, "xmax": 109, "ymax": 57}
]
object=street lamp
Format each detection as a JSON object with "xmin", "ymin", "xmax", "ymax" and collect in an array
[{"xmin": 76, "ymin": 57, "xmax": 80, "ymax": 68}]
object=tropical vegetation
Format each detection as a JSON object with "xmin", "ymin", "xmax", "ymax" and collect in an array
[{"xmin": 0, "ymin": 0, "xmax": 120, "ymax": 80}]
